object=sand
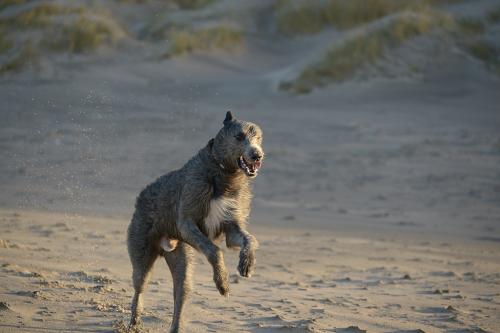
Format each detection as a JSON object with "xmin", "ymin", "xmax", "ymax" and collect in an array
[
  {"xmin": 0, "ymin": 210, "xmax": 499, "ymax": 332},
  {"xmin": 1, "ymin": 0, "xmax": 500, "ymax": 332}
]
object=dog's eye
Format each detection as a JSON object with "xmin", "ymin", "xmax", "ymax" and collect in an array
[{"xmin": 235, "ymin": 132, "xmax": 245, "ymax": 141}]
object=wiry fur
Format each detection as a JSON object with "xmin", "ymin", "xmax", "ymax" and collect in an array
[
  {"xmin": 127, "ymin": 111, "xmax": 263, "ymax": 333},
  {"xmin": 205, "ymin": 197, "xmax": 238, "ymax": 239}
]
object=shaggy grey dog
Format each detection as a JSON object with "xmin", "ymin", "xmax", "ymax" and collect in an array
[{"xmin": 127, "ymin": 111, "xmax": 264, "ymax": 332}]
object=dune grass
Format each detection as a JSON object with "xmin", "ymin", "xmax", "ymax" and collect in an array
[
  {"xmin": 0, "ymin": 2, "xmax": 126, "ymax": 74},
  {"xmin": 465, "ymin": 40, "xmax": 500, "ymax": 74},
  {"xmin": 466, "ymin": 40, "xmax": 497, "ymax": 62},
  {"xmin": 457, "ymin": 18, "xmax": 485, "ymax": 35},
  {"xmin": 172, "ymin": 0, "xmax": 216, "ymax": 10},
  {"xmin": 0, "ymin": 28, "xmax": 13, "ymax": 53},
  {"xmin": 166, "ymin": 26, "xmax": 242, "ymax": 56},
  {"xmin": 114, "ymin": 0, "xmax": 150, "ymax": 3},
  {"xmin": 456, "ymin": 8, "xmax": 500, "ymax": 75},
  {"xmin": 280, "ymin": 13, "xmax": 452, "ymax": 94},
  {"xmin": 114, "ymin": 0, "xmax": 216, "ymax": 8},
  {"xmin": 0, "ymin": 0, "xmax": 27, "ymax": 11},
  {"xmin": 275, "ymin": 0, "xmax": 461, "ymax": 35},
  {"xmin": 45, "ymin": 16, "xmax": 122, "ymax": 53},
  {"xmin": 488, "ymin": 7, "xmax": 500, "ymax": 23},
  {"xmin": 1, "ymin": 3, "xmax": 84, "ymax": 29},
  {"xmin": 0, "ymin": 40, "xmax": 38, "ymax": 74}
]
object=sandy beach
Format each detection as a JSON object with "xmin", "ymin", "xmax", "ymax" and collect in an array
[
  {"xmin": 0, "ymin": 210, "xmax": 499, "ymax": 332},
  {"xmin": 1, "ymin": 0, "xmax": 499, "ymax": 332}
]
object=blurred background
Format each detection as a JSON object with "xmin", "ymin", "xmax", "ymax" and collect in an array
[{"xmin": 1, "ymin": 0, "xmax": 499, "ymax": 239}]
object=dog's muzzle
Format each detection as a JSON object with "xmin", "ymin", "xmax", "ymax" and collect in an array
[{"xmin": 238, "ymin": 156, "xmax": 262, "ymax": 178}]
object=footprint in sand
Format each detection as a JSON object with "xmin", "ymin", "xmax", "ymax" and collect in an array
[
  {"xmin": 429, "ymin": 271, "xmax": 456, "ymax": 277},
  {"xmin": 0, "ymin": 301, "xmax": 12, "ymax": 312},
  {"xmin": 0, "ymin": 239, "xmax": 23, "ymax": 249},
  {"xmin": 309, "ymin": 308, "xmax": 325, "ymax": 315},
  {"xmin": 2, "ymin": 263, "xmax": 44, "ymax": 278},
  {"xmin": 252, "ymin": 316, "xmax": 316, "ymax": 332},
  {"xmin": 335, "ymin": 326, "xmax": 367, "ymax": 333},
  {"xmin": 50, "ymin": 222, "xmax": 73, "ymax": 232},
  {"xmin": 415, "ymin": 306, "xmax": 460, "ymax": 323},
  {"xmin": 15, "ymin": 290, "xmax": 43, "ymax": 298},
  {"xmin": 67, "ymin": 270, "xmax": 113, "ymax": 284}
]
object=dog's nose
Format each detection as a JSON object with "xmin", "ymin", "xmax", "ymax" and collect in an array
[{"xmin": 251, "ymin": 152, "xmax": 262, "ymax": 161}]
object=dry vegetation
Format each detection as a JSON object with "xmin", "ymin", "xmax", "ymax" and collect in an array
[
  {"xmin": 0, "ymin": 2, "xmax": 126, "ymax": 74},
  {"xmin": 457, "ymin": 18, "xmax": 485, "ymax": 35},
  {"xmin": 0, "ymin": 0, "xmax": 227, "ymax": 74},
  {"xmin": 279, "ymin": 2, "xmax": 500, "ymax": 94},
  {"xmin": 280, "ymin": 11, "xmax": 453, "ymax": 94},
  {"xmin": 0, "ymin": 41, "xmax": 39, "ymax": 75},
  {"xmin": 45, "ymin": 16, "xmax": 124, "ymax": 53},
  {"xmin": 1, "ymin": 3, "xmax": 85, "ymax": 29},
  {"xmin": 171, "ymin": 0, "xmax": 215, "ymax": 10},
  {"xmin": 487, "ymin": 7, "xmax": 500, "ymax": 23},
  {"xmin": 0, "ymin": 0, "xmax": 498, "ymax": 79},
  {"xmin": 137, "ymin": 12, "xmax": 183, "ymax": 41},
  {"xmin": 275, "ymin": 0, "xmax": 461, "ymax": 35},
  {"xmin": 459, "ymin": 7, "xmax": 500, "ymax": 76},
  {"xmin": 115, "ymin": 0, "xmax": 215, "ymax": 10},
  {"xmin": 466, "ymin": 40, "xmax": 498, "ymax": 65},
  {"xmin": 0, "ymin": 0, "xmax": 27, "ymax": 11},
  {"xmin": 166, "ymin": 26, "xmax": 243, "ymax": 56},
  {"xmin": 0, "ymin": 27, "xmax": 13, "ymax": 53}
]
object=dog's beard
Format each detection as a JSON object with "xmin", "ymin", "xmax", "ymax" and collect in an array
[{"xmin": 237, "ymin": 156, "xmax": 261, "ymax": 178}]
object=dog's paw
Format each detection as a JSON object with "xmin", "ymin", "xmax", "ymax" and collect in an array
[
  {"xmin": 238, "ymin": 249, "xmax": 255, "ymax": 278},
  {"xmin": 213, "ymin": 270, "xmax": 230, "ymax": 296},
  {"xmin": 127, "ymin": 319, "xmax": 143, "ymax": 332}
]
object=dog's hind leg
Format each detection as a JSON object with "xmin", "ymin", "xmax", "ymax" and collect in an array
[
  {"xmin": 129, "ymin": 247, "xmax": 156, "ymax": 327},
  {"xmin": 128, "ymin": 221, "xmax": 158, "ymax": 327},
  {"xmin": 164, "ymin": 242, "xmax": 194, "ymax": 333}
]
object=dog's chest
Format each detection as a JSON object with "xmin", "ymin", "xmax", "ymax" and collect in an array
[{"xmin": 204, "ymin": 197, "xmax": 236, "ymax": 239}]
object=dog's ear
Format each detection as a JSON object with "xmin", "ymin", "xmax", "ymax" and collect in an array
[
  {"xmin": 223, "ymin": 111, "xmax": 234, "ymax": 126},
  {"xmin": 207, "ymin": 138, "xmax": 214, "ymax": 149}
]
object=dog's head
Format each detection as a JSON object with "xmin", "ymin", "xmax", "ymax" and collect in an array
[{"xmin": 212, "ymin": 111, "xmax": 264, "ymax": 178}]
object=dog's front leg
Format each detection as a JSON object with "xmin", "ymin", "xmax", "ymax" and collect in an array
[
  {"xmin": 225, "ymin": 223, "xmax": 259, "ymax": 277},
  {"xmin": 177, "ymin": 219, "xmax": 230, "ymax": 296}
]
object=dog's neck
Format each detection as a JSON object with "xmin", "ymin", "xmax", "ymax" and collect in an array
[
  {"xmin": 212, "ymin": 170, "xmax": 248, "ymax": 198},
  {"xmin": 199, "ymin": 145, "xmax": 249, "ymax": 198},
  {"xmin": 205, "ymin": 139, "xmax": 238, "ymax": 174}
]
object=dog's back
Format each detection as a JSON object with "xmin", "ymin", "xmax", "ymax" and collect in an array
[{"xmin": 134, "ymin": 170, "xmax": 184, "ymax": 234}]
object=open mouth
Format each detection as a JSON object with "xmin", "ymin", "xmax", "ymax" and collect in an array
[{"xmin": 238, "ymin": 156, "xmax": 262, "ymax": 177}]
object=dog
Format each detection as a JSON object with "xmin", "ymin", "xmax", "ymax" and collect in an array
[{"xmin": 127, "ymin": 111, "xmax": 264, "ymax": 332}]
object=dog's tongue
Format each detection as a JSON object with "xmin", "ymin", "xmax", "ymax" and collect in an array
[{"xmin": 254, "ymin": 161, "xmax": 262, "ymax": 170}]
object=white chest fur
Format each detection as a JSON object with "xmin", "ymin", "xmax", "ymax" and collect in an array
[{"xmin": 205, "ymin": 197, "xmax": 236, "ymax": 239}]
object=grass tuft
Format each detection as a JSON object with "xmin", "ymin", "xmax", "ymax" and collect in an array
[
  {"xmin": 1, "ymin": 3, "xmax": 84, "ymax": 29},
  {"xmin": 172, "ymin": 0, "xmax": 216, "ymax": 10},
  {"xmin": 280, "ymin": 12, "xmax": 452, "ymax": 93},
  {"xmin": 465, "ymin": 40, "xmax": 500, "ymax": 73},
  {"xmin": 46, "ymin": 16, "xmax": 122, "ymax": 53},
  {"xmin": 0, "ymin": 0, "xmax": 28, "ymax": 12},
  {"xmin": 0, "ymin": 27, "xmax": 13, "ymax": 53},
  {"xmin": 487, "ymin": 7, "xmax": 500, "ymax": 23},
  {"xmin": 466, "ymin": 40, "xmax": 500, "ymax": 64},
  {"xmin": 0, "ymin": 40, "xmax": 39, "ymax": 74},
  {"xmin": 275, "ymin": 0, "xmax": 461, "ymax": 35},
  {"xmin": 167, "ymin": 26, "xmax": 242, "ymax": 56},
  {"xmin": 457, "ymin": 18, "xmax": 485, "ymax": 35},
  {"xmin": 0, "ymin": 3, "xmax": 126, "ymax": 74}
]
